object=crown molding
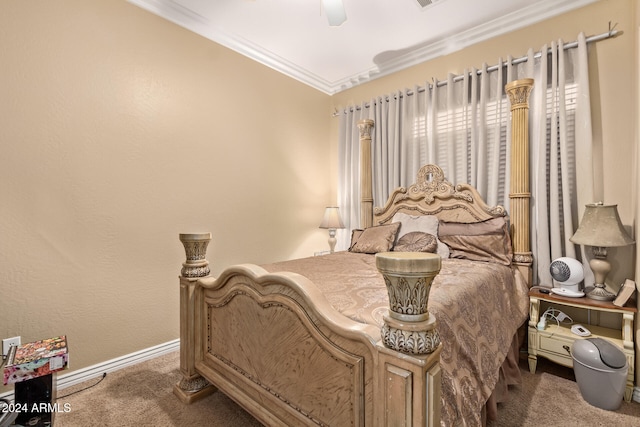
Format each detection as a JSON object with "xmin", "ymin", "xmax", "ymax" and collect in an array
[
  {"xmin": 129, "ymin": 0, "xmax": 598, "ymax": 95},
  {"xmin": 332, "ymin": 0, "xmax": 598, "ymax": 93}
]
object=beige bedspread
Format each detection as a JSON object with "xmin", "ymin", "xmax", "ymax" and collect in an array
[{"xmin": 262, "ymin": 251, "xmax": 529, "ymax": 426}]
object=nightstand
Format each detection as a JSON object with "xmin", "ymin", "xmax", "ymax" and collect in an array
[{"xmin": 528, "ymin": 288, "xmax": 636, "ymax": 402}]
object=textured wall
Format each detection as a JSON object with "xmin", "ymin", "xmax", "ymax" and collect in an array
[{"xmin": 0, "ymin": 0, "xmax": 331, "ymax": 392}]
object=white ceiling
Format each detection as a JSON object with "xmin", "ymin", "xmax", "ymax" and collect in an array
[{"xmin": 129, "ymin": 0, "xmax": 597, "ymax": 95}]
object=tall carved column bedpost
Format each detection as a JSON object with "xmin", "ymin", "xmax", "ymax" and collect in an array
[
  {"xmin": 358, "ymin": 119, "xmax": 374, "ymax": 229},
  {"xmin": 174, "ymin": 233, "xmax": 217, "ymax": 404},
  {"xmin": 506, "ymin": 78, "xmax": 534, "ymax": 286}
]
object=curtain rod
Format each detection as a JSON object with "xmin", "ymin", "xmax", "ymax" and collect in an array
[{"xmin": 333, "ymin": 28, "xmax": 620, "ymax": 117}]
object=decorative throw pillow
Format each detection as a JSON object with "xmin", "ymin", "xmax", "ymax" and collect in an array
[
  {"xmin": 349, "ymin": 222, "xmax": 401, "ymax": 254},
  {"xmin": 438, "ymin": 216, "xmax": 513, "ymax": 265},
  {"xmin": 349, "ymin": 229, "xmax": 364, "ymax": 250},
  {"xmin": 393, "ymin": 231, "xmax": 437, "ymax": 253},
  {"xmin": 391, "ymin": 212, "xmax": 450, "ymax": 259}
]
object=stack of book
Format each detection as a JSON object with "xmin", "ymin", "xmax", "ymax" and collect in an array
[{"xmin": 2, "ymin": 336, "xmax": 68, "ymax": 385}]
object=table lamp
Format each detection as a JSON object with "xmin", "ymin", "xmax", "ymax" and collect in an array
[
  {"xmin": 569, "ymin": 203, "xmax": 635, "ymax": 301},
  {"xmin": 319, "ymin": 207, "xmax": 345, "ymax": 253}
]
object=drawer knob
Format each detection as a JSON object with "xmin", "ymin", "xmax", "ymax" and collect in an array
[{"xmin": 563, "ymin": 345, "xmax": 571, "ymax": 355}]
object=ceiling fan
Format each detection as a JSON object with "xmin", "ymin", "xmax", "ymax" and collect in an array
[
  {"xmin": 322, "ymin": 0, "xmax": 347, "ymax": 26},
  {"xmin": 321, "ymin": 0, "xmax": 438, "ymax": 27}
]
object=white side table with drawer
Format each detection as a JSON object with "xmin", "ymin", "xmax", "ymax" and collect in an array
[{"xmin": 528, "ymin": 288, "xmax": 636, "ymax": 402}]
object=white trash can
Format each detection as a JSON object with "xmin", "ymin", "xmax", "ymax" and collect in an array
[{"xmin": 571, "ymin": 337, "xmax": 628, "ymax": 410}]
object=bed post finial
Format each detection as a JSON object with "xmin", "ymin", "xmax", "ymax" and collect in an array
[
  {"xmin": 358, "ymin": 119, "xmax": 374, "ymax": 229},
  {"xmin": 506, "ymin": 79, "xmax": 534, "ymax": 286},
  {"xmin": 179, "ymin": 233, "xmax": 212, "ymax": 278},
  {"xmin": 376, "ymin": 252, "xmax": 442, "ymax": 355}
]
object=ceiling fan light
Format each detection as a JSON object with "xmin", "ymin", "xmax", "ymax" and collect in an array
[{"xmin": 323, "ymin": 0, "xmax": 346, "ymax": 26}]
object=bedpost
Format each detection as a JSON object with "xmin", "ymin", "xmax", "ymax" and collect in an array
[
  {"xmin": 375, "ymin": 252, "xmax": 442, "ymax": 426},
  {"xmin": 358, "ymin": 119, "xmax": 374, "ymax": 229},
  {"xmin": 506, "ymin": 79, "xmax": 534, "ymax": 286},
  {"xmin": 174, "ymin": 233, "xmax": 216, "ymax": 404}
]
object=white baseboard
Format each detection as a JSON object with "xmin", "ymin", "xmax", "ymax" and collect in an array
[
  {"xmin": 3, "ymin": 340, "xmax": 638, "ymax": 405},
  {"xmin": 0, "ymin": 339, "xmax": 179, "ymax": 401}
]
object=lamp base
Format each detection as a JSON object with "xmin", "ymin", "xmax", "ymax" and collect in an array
[
  {"xmin": 586, "ymin": 284, "xmax": 616, "ymax": 301},
  {"xmin": 327, "ymin": 228, "xmax": 337, "ymax": 253},
  {"xmin": 586, "ymin": 250, "xmax": 615, "ymax": 301}
]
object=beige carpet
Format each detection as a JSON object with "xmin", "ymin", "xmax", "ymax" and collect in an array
[
  {"xmin": 488, "ymin": 356, "xmax": 640, "ymax": 427},
  {"xmin": 55, "ymin": 351, "xmax": 261, "ymax": 427},
  {"xmin": 53, "ymin": 350, "xmax": 640, "ymax": 426}
]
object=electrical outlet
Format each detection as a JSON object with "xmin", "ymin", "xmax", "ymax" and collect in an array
[{"xmin": 2, "ymin": 336, "xmax": 21, "ymax": 356}]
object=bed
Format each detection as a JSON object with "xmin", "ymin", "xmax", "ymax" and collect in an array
[{"xmin": 173, "ymin": 78, "xmax": 535, "ymax": 426}]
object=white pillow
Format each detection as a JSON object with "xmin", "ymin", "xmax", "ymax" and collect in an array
[{"xmin": 392, "ymin": 212, "xmax": 450, "ymax": 258}]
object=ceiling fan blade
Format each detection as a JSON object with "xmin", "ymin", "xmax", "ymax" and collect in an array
[{"xmin": 322, "ymin": 0, "xmax": 346, "ymax": 26}]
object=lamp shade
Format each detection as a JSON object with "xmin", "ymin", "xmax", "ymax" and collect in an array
[
  {"xmin": 319, "ymin": 207, "xmax": 345, "ymax": 229},
  {"xmin": 570, "ymin": 203, "xmax": 635, "ymax": 248}
]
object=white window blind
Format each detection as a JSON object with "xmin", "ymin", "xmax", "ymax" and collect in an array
[
  {"xmin": 545, "ymin": 81, "xmax": 578, "ymax": 253},
  {"xmin": 411, "ymin": 81, "xmax": 577, "ymax": 213}
]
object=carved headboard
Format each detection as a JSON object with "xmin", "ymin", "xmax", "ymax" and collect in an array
[{"xmin": 373, "ymin": 164, "xmax": 506, "ymax": 226}]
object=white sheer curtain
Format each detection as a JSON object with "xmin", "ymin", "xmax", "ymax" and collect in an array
[
  {"xmin": 528, "ymin": 33, "xmax": 595, "ymax": 286},
  {"xmin": 337, "ymin": 102, "xmax": 368, "ymax": 250},
  {"xmin": 338, "ymin": 33, "xmax": 595, "ymax": 286}
]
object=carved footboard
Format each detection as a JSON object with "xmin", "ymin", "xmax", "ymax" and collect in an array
[{"xmin": 175, "ymin": 234, "xmax": 442, "ymax": 426}]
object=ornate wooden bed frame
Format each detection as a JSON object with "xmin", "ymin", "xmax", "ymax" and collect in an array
[{"xmin": 173, "ymin": 79, "xmax": 534, "ymax": 426}]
